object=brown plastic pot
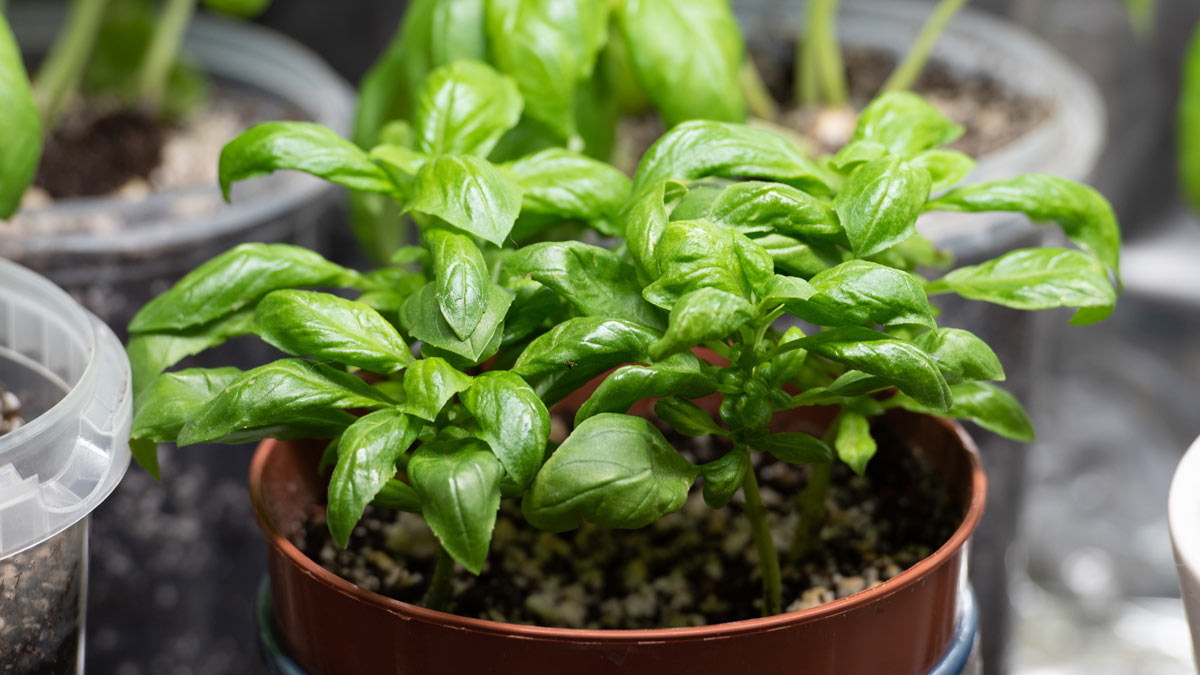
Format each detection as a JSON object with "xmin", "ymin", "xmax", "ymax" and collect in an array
[{"xmin": 249, "ymin": 409, "xmax": 985, "ymax": 675}]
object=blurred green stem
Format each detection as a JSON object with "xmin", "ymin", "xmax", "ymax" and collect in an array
[
  {"xmin": 881, "ymin": 0, "xmax": 967, "ymax": 94},
  {"xmin": 137, "ymin": 0, "xmax": 195, "ymax": 113},
  {"xmin": 796, "ymin": 0, "xmax": 846, "ymax": 106},
  {"xmin": 34, "ymin": 0, "xmax": 108, "ymax": 128},
  {"xmin": 739, "ymin": 59, "xmax": 778, "ymax": 120}
]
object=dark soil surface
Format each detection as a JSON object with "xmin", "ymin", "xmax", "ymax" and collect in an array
[
  {"xmin": 35, "ymin": 108, "xmax": 166, "ymax": 199},
  {"xmin": 292, "ymin": 422, "xmax": 960, "ymax": 629}
]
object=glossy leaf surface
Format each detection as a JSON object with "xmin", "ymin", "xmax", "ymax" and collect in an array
[{"xmin": 523, "ymin": 414, "xmax": 697, "ymax": 531}]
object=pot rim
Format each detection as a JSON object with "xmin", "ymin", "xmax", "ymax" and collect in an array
[{"xmin": 250, "ymin": 413, "xmax": 985, "ymax": 643}]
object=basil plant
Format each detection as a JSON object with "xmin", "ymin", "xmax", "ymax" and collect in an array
[
  {"xmin": 510, "ymin": 92, "xmax": 1121, "ymax": 615},
  {"xmin": 128, "ymin": 83, "xmax": 1120, "ymax": 616}
]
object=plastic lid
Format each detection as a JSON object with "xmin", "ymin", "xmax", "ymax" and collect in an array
[{"xmin": 0, "ymin": 259, "xmax": 131, "ymax": 559}]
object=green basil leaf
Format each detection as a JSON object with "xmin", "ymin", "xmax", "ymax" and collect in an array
[
  {"xmin": 368, "ymin": 144, "xmax": 428, "ymax": 181},
  {"xmin": 486, "ymin": 0, "xmax": 610, "ymax": 140},
  {"xmin": 632, "ymin": 121, "xmax": 831, "ymax": 198},
  {"xmin": 654, "ymin": 396, "xmax": 727, "ymax": 437},
  {"xmin": 851, "ymin": 92, "xmax": 963, "ymax": 158},
  {"xmin": 792, "ymin": 260, "xmax": 935, "ymax": 329},
  {"xmin": 505, "ymin": 148, "xmax": 632, "ymax": 236},
  {"xmin": 502, "ymin": 241, "xmax": 664, "ymax": 329},
  {"xmin": 911, "ymin": 149, "xmax": 976, "ymax": 192},
  {"xmin": 891, "ymin": 381, "xmax": 1034, "ymax": 442},
  {"xmin": 756, "ymin": 432, "xmax": 833, "ymax": 466},
  {"xmin": 799, "ymin": 327, "xmax": 951, "ymax": 411},
  {"xmin": 708, "ymin": 181, "xmax": 842, "ymax": 241},
  {"xmin": 371, "ymin": 478, "xmax": 423, "ymax": 513},
  {"xmin": 130, "ymin": 243, "xmax": 359, "ymax": 333},
  {"xmin": 576, "ymin": 353, "xmax": 716, "ymax": 423},
  {"xmin": 130, "ymin": 368, "xmax": 242, "ymax": 479},
  {"xmin": 501, "ymin": 277, "xmax": 573, "ymax": 346},
  {"xmin": 700, "ymin": 446, "xmax": 748, "ymax": 509},
  {"xmin": 625, "ymin": 180, "xmax": 674, "ymax": 281},
  {"xmin": 522, "ymin": 413, "xmax": 697, "ymax": 531},
  {"xmin": 926, "ymin": 248, "xmax": 1116, "ymax": 322},
  {"xmin": 408, "ymin": 155, "xmax": 524, "ymax": 245},
  {"xmin": 787, "ymin": 370, "xmax": 892, "ymax": 406},
  {"xmin": 649, "ymin": 288, "xmax": 755, "ymax": 361},
  {"xmin": 327, "ymin": 409, "xmax": 420, "ymax": 546},
  {"xmin": 413, "ymin": 59, "xmax": 523, "ymax": 157},
  {"xmin": 830, "ymin": 140, "xmax": 887, "ymax": 173},
  {"xmin": 254, "ymin": 290, "xmax": 413, "ymax": 374},
  {"xmin": 0, "ymin": 15, "xmax": 40, "ymax": 219},
  {"xmin": 927, "ymin": 174, "xmax": 1122, "ymax": 280},
  {"xmin": 354, "ymin": 0, "xmax": 487, "ymax": 147},
  {"xmin": 461, "ymin": 371, "xmax": 550, "ymax": 487},
  {"xmin": 126, "ymin": 310, "xmax": 255, "ymax": 403},
  {"xmin": 401, "ymin": 282, "xmax": 513, "ymax": 364},
  {"xmin": 758, "ymin": 326, "xmax": 807, "ymax": 387},
  {"xmin": 513, "ymin": 317, "xmax": 661, "ymax": 405},
  {"xmin": 424, "ymin": 227, "xmax": 489, "ymax": 341},
  {"xmin": 643, "ymin": 219, "xmax": 757, "ymax": 309},
  {"xmin": 753, "ymin": 233, "xmax": 842, "ymax": 278},
  {"xmin": 834, "ymin": 411, "xmax": 876, "ymax": 475},
  {"xmin": 914, "ymin": 328, "xmax": 1004, "ymax": 383},
  {"xmin": 865, "ymin": 232, "xmax": 952, "ymax": 271},
  {"xmin": 400, "ymin": 357, "xmax": 473, "ymax": 422},
  {"xmin": 617, "ymin": 0, "xmax": 744, "ymax": 127},
  {"xmin": 408, "ymin": 439, "xmax": 504, "ymax": 574},
  {"xmin": 759, "ymin": 275, "xmax": 817, "ymax": 306},
  {"xmin": 219, "ymin": 122, "xmax": 397, "ymax": 199},
  {"xmin": 1182, "ymin": 25, "xmax": 1200, "ymax": 213},
  {"xmin": 177, "ymin": 359, "xmax": 388, "ymax": 445},
  {"xmin": 834, "ymin": 155, "xmax": 932, "ymax": 258}
]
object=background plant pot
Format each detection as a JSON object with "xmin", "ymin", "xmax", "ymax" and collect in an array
[
  {"xmin": 249, "ymin": 410, "xmax": 985, "ymax": 675},
  {"xmin": 731, "ymin": 3, "xmax": 1105, "ymax": 671},
  {"xmin": 0, "ymin": 259, "xmax": 132, "ymax": 674},
  {"xmin": 4, "ymin": 4, "xmax": 355, "ymax": 334},
  {"xmin": 1169, "ymin": 434, "xmax": 1200, "ymax": 668},
  {"xmin": 4, "ymin": 5, "xmax": 356, "ymax": 672}
]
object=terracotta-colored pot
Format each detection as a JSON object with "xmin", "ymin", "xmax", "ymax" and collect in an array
[{"xmin": 249, "ymin": 410, "xmax": 985, "ymax": 675}]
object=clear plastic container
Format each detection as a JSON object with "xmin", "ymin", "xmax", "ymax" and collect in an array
[{"xmin": 0, "ymin": 258, "xmax": 132, "ymax": 674}]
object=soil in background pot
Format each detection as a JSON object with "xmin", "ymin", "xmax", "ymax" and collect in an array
[
  {"xmin": 7, "ymin": 84, "xmax": 305, "ymax": 239},
  {"xmin": 291, "ymin": 419, "xmax": 960, "ymax": 629},
  {"xmin": 35, "ymin": 108, "xmax": 166, "ymax": 199},
  {"xmin": 614, "ymin": 46, "xmax": 1053, "ymax": 171}
]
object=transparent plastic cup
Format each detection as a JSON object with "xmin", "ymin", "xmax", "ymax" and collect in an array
[{"xmin": 0, "ymin": 259, "xmax": 132, "ymax": 674}]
